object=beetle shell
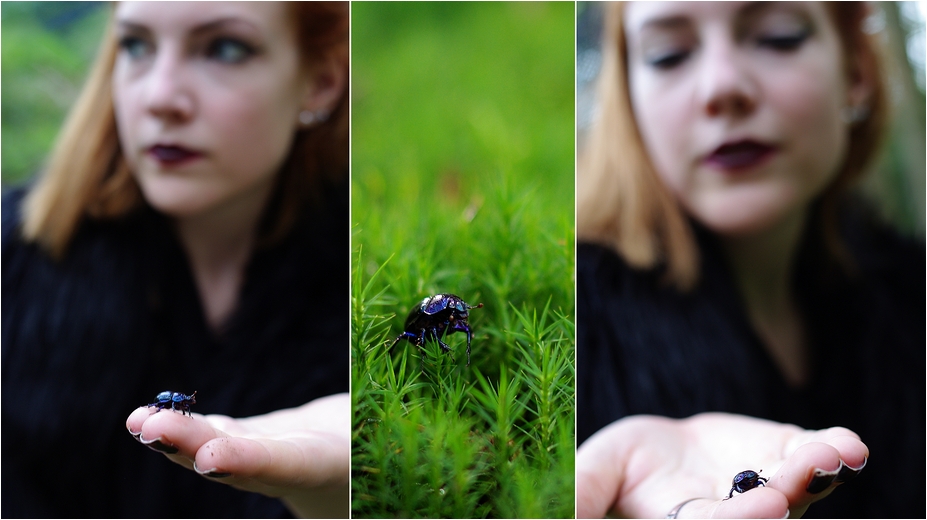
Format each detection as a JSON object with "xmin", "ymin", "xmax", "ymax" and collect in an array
[
  {"xmin": 725, "ymin": 469, "xmax": 768, "ymax": 499},
  {"xmin": 390, "ymin": 294, "xmax": 483, "ymax": 366},
  {"xmin": 147, "ymin": 390, "xmax": 197, "ymax": 417}
]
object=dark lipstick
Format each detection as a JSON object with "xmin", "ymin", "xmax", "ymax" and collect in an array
[
  {"xmin": 148, "ymin": 145, "xmax": 201, "ymax": 166},
  {"xmin": 705, "ymin": 140, "xmax": 776, "ymax": 171}
]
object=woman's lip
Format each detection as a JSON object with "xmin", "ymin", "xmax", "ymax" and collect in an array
[
  {"xmin": 147, "ymin": 145, "xmax": 202, "ymax": 166},
  {"xmin": 704, "ymin": 140, "xmax": 776, "ymax": 171}
]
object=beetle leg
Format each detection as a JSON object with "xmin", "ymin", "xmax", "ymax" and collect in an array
[
  {"xmin": 465, "ymin": 326, "xmax": 472, "ymax": 366},
  {"xmin": 436, "ymin": 334, "xmax": 452, "ymax": 353},
  {"xmin": 389, "ymin": 332, "xmax": 417, "ymax": 351},
  {"xmin": 430, "ymin": 326, "xmax": 452, "ymax": 353}
]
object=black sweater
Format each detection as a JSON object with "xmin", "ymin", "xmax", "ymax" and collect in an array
[
  {"xmin": 577, "ymin": 213, "xmax": 925, "ymax": 518},
  {"xmin": 2, "ymin": 180, "xmax": 349, "ymax": 518}
]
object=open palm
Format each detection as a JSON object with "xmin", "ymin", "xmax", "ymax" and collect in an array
[{"xmin": 577, "ymin": 413, "xmax": 867, "ymax": 518}]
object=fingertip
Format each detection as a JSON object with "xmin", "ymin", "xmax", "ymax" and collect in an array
[
  {"xmin": 195, "ymin": 436, "xmax": 264, "ymax": 479},
  {"xmin": 126, "ymin": 406, "xmax": 153, "ymax": 435},
  {"xmin": 824, "ymin": 435, "xmax": 869, "ymax": 471},
  {"xmin": 820, "ymin": 426, "xmax": 861, "ymax": 442}
]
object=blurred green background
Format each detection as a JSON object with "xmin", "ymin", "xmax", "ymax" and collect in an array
[
  {"xmin": 352, "ymin": 2, "xmax": 575, "ymax": 226},
  {"xmin": 1, "ymin": 2, "xmax": 108, "ymax": 185}
]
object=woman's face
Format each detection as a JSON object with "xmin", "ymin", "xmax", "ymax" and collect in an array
[
  {"xmin": 112, "ymin": 2, "xmax": 311, "ymax": 220},
  {"xmin": 624, "ymin": 2, "xmax": 866, "ymax": 237}
]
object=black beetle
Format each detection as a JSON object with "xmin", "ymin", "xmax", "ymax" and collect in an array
[
  {"xmin": 725, "ymin": 469, "xmax": 768, "ymax": 499},
  {"xmin": 389, "ymin": 294, "xmax": 483, "ymax": 366},
  {"xmin": 147, "ymin": 391, "xmax": 197, "ymax": 417}
]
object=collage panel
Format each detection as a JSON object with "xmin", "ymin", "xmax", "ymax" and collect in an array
[
  {"xmin": 350, "ymin": 2, "xmax": 575, "ymax": 518},
  {"xmin": 575, "ymin": 2, "xmax": 925, "ymax": 519},
  {"xmin": 3, "ymin": 2, "xmax": 351, "ymax": 517}
]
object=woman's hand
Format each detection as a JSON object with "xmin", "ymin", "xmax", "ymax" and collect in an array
[
  {"xmin": 576, "ymin": 413, "xmax": 867, "ymax": 519},
  {"xmin": 127, "ymin": 393, "xmax": 350, "ymax": 519}
]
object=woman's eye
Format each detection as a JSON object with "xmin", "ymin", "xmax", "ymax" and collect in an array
[
  {"xmin": 118, "ymin": 36, "xmax": 152, "ymax": 60},
  {"xmin": 756, "ymin": 32, "xmax": 808, "ymax": 52},
  {"xmin": 206, "ymin": 38, "xmax": 255, "ymax": 64},
  {"xmin": 647, "ymin": 51, "xmax": 689, "ymax": 70}
]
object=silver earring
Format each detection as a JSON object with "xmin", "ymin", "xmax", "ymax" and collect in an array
[
  {"xmin": 841, "ymin": 104, "xmax": 869, "ymax": 125},
  {"xmin": 298, "ymin": 109, "xmax": 330, "ymax": 127}
]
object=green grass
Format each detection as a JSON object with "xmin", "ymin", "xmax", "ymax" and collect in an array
[{"xmin": 351, "ymin": 2, "xmax": 575, "ymax": 518}]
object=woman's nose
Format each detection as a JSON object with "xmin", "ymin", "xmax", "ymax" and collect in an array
[
  {"xmin": 144, "ymin": 49, "xmax": 194, "ymax": 123},
  {"xmin": 697, "ymin": 37, "xmax": 758, "ymax": 119}
]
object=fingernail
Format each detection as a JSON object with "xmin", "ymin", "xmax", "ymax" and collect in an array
[
  {"xmin": 194, "ymin": 462, "xmax": 231, "ymax": 479},
  {"xmin": 127, "ymin": 427, "xmax": 142, "ymax": 440},
  {"xmin": 139, "ymin": 434, "xmax": 178, "ymax": 454},
  {"xmin": 836, "ymin": 457, "xmax": 867, "ymax": 483},
  {"xmin": 806, "ymin": 467, "xmax": 839, "ymax": 494}
]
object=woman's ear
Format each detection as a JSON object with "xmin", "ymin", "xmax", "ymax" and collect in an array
[
  {"xmin": 844, "ymin": 17, "xmax": 878, "ymax": 114},
  {"xmin": 846, "ymin": 52, "xmax": 876, "ymax": 112},
  {"xmin": 298, "ymin": 50, "xmax": 348, "ymax": 121}
]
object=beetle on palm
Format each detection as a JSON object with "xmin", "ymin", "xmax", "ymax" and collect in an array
[
  {"xmin": 389, "ymin": 294, "xmax": 483, "ymax": 366},
  {"xmin": 725, "ymin": 469, "xmax": 768, "ymax": 499}
]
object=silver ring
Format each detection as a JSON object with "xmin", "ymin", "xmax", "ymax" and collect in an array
[{"xmin": 666, "ymin": 498, "xmax": 704, "ymax": 519}]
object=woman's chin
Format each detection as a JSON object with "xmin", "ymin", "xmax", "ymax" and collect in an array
[
  {"xmin": 140, "ymin": 190, "xmax": 218, "ymax": 220},
  {"xmin": 693, "ymin": 205, "xmax": 796, "ymax": 239}
]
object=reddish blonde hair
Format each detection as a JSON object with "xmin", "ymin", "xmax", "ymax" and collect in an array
[
  {"xmin": 577, "ymin": 2, "xmax": 888, "ymax": 290},
  {"xmin": 23, "ymin": 2, "xmax": 349, "ymax": 258}
]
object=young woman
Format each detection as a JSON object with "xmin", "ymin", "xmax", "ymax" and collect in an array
[
  {"xmin": 2, "ymin": 3, "xmax": 350, "ymax": 517},
  {"xmin": 576, "ymin": 2, "xmax": 923, "ymax": 518}
]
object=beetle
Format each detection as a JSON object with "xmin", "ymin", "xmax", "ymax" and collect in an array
[
  {"xmin": 389, "ymin": 294, "xmax": 483, "ymax": 366},
  {"xmin": 725, "ymin": 469, "xmax": 768, "ymax": 499},
  {"xmin": 147, "ymin": 391, "xmax": 197, "ymax": 417}
]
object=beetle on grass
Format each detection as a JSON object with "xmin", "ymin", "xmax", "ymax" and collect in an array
[
  {"xmin": 389, "ymin": 294, "xmax": 483, "ymax": 366},
  {"xmin": 147, "ymin": 391, "xmax": 197, "ymax": 417},
  {"xmin": 725, "ymin": 469, "xmax": 768, "ymax": 499}
]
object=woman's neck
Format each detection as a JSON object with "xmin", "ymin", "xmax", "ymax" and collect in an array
[
  {"xmin": 173, "ymin": 184, "xmax": 274, "ymax": 333},
  {"xmin": 720, "ymin": 209, "xmax": 810, "ymax": 387}
]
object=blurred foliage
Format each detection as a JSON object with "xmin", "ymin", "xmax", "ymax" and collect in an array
[
  {"xmin": 860, "ymin": 1, "xmax": 926, "ymax": 237},
  {"xmin": 1, "ymin": 2, "xmax": 108, "ymax": 185}
]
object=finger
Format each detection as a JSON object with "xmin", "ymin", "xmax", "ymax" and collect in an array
[
  {"xmin": 778, "ymin": 427, "xmax": 869, "ymax": 491},
  {"xmin": 577, "ymin": 416, "xmax": 680, "ymax": 518},
  {"xmin": 192, "ymin": 431, "xmax": 350, "ymax": 495},
  {"xmin": 678, "ymin": 488, "xmax": 788, "ymax": 519},
  {"xmin": 576, "ymin": 424, "xmax": 630, "ymax": 519},
  {"xmin": 826, "ymin": 436, "xmax": 868, "ymax": 483},
  {"xmin": 127, "ymin": 407, "xmax": 150, "ymax": 436},
  {"xmin": 806, "ymin": 429, "xmax": 868, "ymax": 474},
  {"xmin": 128, "ymin": 406, "xmax": 230, "ymax": 466},
  {"xmin": 767, "ymin": 441, "xmax": 846, "ymax": 516},
  {"xmin": 228, "ymin": 393, "xmax": 351, "ymax": 437}
]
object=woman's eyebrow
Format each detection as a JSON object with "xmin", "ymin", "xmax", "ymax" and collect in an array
[
  {"xmin": 187, "ymin": 17, "xmax": 261, "ymax": 38},
  {"xmin": 114, "ymin": 19, "xmax": 150, "ymax": 34},
  {"xmin": 637, "ymin": 15, "xmax": 690, "ymax": 33},
  {"xmin": 735, "ymin": 1, "xmax": 799, "ymax": 24},
  {"xmin": 114, "ymin": 17, "xmax": 260, "ymax": 37}
]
